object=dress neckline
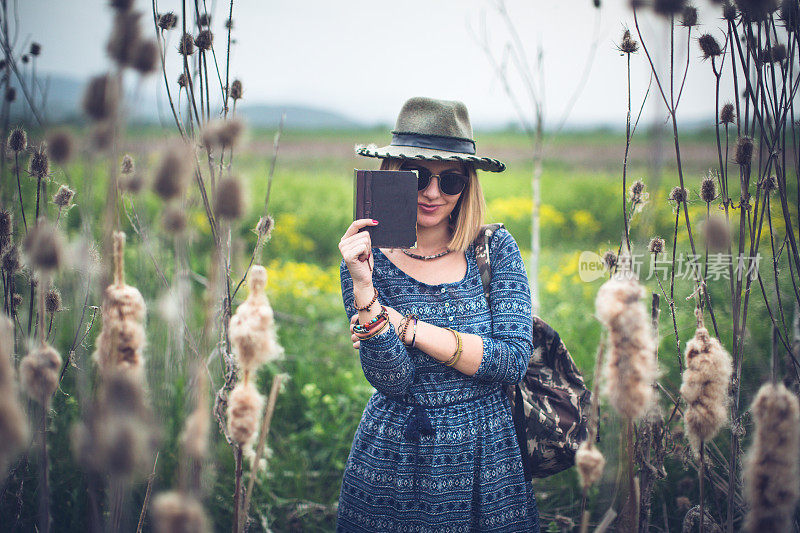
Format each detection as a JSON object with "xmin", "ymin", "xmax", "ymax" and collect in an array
[{"xmin": 374, "ymin": 244, "xmax": 474, "ymax": 288}]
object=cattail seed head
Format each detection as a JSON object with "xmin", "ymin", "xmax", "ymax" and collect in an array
[
  {"xmin": 595, "ymin": 268, "xmax": 657, "ymax": 419},
  {"xmin": 162, "ymin": 206, "xmax": 186, "ymax": 234},
  {"xmin": 700, "ymin": 174, "xmax": 717, "ymax": 202},
  {"xmin": 5, "ymin": 87, "xmax": 15, "ymax": 102},
  {"xmin": 720, "ymin": 103, "xmax": 736, "ymax": 124},
  {"xmin": 178, "ymin": 33, "xmax": 195, "ymax": 56},
  {"xmin": 131, "ymin": 39, "xmax": 159, "ymax": 75},
  {"xmin": 0, "ymin": 316, "xmax": 28, "ymax": 474},
  {"xmin": 45, "ymin": 288, "xmax": 62, "ymax": 313},
  {"xmin": 602, "ymin": 250, "xmax": 617, "ymax": 270},
  {"xmin": 669, "ymin": 186, "xmax": 688, "ymax": 203},
  {"xmin": 230, "ymin": 79, "xmax": 243, "ymax": 100},
  {"xmin": 82, "ymin": 74, "xmax": 119, "ymax": 121},
  {"xmin": 227, "ymin": 381, "xmax": 264, "ymax": 447},
  {"xmin": 702, "ymin": 215, "xmax": 731, "ymax": 252},
  {"xmin": 20, "ymin": 342, "xmax": 62, "ymax": 404},
  {"xmin": 7, "ymin": 126, "xmax": 26, "ymax": 152},
  {"xmin": 157, "ymin": 12, "xmax": 178, "ymax": 30},
  {"xmin": 177, "ymin": 73, "xmax": 188, "ymax": 88},
  {"xmin": 30, "ymin": 42, "xmax": 41, "ymax": 56},
  {"xmin": 618, "ymin": 29, "xmax": 639, "ymax": 53},
  {"xmin": 53, "ymin": 185, "xmax": 75, "ymax": 208},
  {"xmin": 743, "ymin": 382, "xmax": 800, "ymax": 532},
  {"xmin": 698, "ymin": 34, "xmax": 722, "ymax": 59},
  {"xmin": 681, "ymin": 6, "xmax": 699, "ymax": 26},
  {"xmin": 214, "ymin": 176, "xmax": 245, "ymax": 220},
  {"xmin": 106, "ymin": 11, "xmax": 142, "ymax": 66},
  {"xmin": 46, "ymin": 129, "xmax": 74, "ymax": 165},
  {"xmin": 760, "ymin": 175, "xmax": 778, "ymax": 192},
  {"xmin": 152, "ymin": 492, "xmax": 210, "ymax": 533},
  {"xmin": 735, "ymin": 136, "xmax": 754, "ymax": 165},
  {"xmin": 198, "ymin": 13, "xmax": 212, "ymax": 26},
  {"xmin": 576, "ymin": 441, "xmax": 606, "ymax": 489},
  {"xmin": 153, "ymin": 141, "xmax": 194, "ymax": 201},
  {"xmin": 654, "ymin": 0, "xmax": 686, "ymax": 16},
  {"xmin": 194, "ymin": 30, "xmax": 213, "ymax": 51},
  {"xmin": 23, "ymin": 220, "xmax": 62, "ymax": 272},
  {"xmin": 679, "ymin": 326, "xmax": 732, "ymax": 455},
  {"xmin": 648, "ymin": 237, "xmax": 665, "ymax": 255},
  {"xmin": 29, "ymin": 143, "xmax": 50, "ymax": 179},
  {"xmin": 230, "ymin": 265, "xmax": 284, "ymax": 374}
]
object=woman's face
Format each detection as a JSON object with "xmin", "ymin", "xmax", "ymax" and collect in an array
[{"xmin": 398, "ymin": 160, "xmax": 468, "ymax": 229}]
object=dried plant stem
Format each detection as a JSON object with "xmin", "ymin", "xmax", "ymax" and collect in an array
[
  {"xmin": 223, "ymin": 0, "xmax": 234, "ymax": 116},
  {"xmin": 38, "ymin": 404, "xmax": 49, "ymax": 533},
  {"xmin": 151, "ymin": 0, "xmax": 184, "ymax": 137},
  {"xmin": 232, "ymin": 445, "xmax": 243, "ymax": 533},
  {"xmin": 13, "ymin": 152, "xmax": 26, "ymax": 230},
  {"xmin": 239, "ymin": 374, "xmax": 284, "ymax": 532},
  {"xmin": 136, "ymin": 452, "xmax": 159, "ymax": 533},
  {"xmin": 700, "ymin": 441, "xmax": 705, "ymax": 533}
]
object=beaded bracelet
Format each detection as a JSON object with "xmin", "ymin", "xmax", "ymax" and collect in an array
[
  {"xmin": 354, "ymin": 286, "xmax": 378, "ymax": 311},
  {"xmin": 443, "ymin": 328, "xmax": 463, "ymax": 367},
  {"xmin": 353, "ymin": 305, "xmax": 388, "ymax": 335},
  {"xmin": 409, "ymin": 316, "xmax": 418, "ymax": 348},
  {"xmin": 354, "ymin": 318, "xmax": 389, "ymax": 340},
  {"xmin": 399, "ymin": 314, "xmax": 417, "ymax": 346},
  {"xmin": 354, "ymin": 315, "xmax": 388, "ymax": 338}
]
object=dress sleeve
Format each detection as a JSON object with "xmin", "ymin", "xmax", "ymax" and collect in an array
[
  {"xmin": 340, "ymin": 259, "xmax": 414, "ymax": 396},
  {"xmin": 472, "ymin": 228, "xmax": 533, "ymax": 384}
]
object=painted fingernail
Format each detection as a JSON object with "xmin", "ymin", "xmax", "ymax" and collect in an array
[{"xmin": 372, "ymin": 219, "xmax": 378, "ymax": 224}]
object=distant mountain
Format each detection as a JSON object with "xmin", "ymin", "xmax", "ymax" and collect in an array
[{"xmin": 8, "ymin": 72, "xmax": 365, "ymax": 129}]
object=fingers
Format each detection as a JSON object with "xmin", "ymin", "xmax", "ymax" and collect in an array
[{"xmin": 342, "ymin": 218, "xmax": 378, "ymax": 240}]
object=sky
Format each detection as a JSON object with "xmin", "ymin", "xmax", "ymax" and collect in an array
[{"xmin": 17, "ymin": 0, "xmax": 736, "ymax": 129}]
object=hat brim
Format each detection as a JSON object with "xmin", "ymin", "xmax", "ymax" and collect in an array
[{"xmin": 355, "ymin": 144, "xmax": 505, "ymax": 172}]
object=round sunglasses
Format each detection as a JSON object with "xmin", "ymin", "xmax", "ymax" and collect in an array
[{"xmin": 400, "ymin": 165, "xmax": 469, "ymax": 196}]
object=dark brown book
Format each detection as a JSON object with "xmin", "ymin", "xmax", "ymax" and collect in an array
[{"xmin": 354, "ymin": 169, "xmax": 418, "ymax": 249}]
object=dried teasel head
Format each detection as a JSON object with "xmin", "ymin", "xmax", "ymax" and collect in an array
[
  {"xmin": 761, "ymin": 43, "xmax": 787, "ymax": 64},
  {"xmin": 679, "ymin": 326, "xmax": 732, "ymax": 456},
  {"xmin": 106, "ymin": 11, "xmax": 142, "ymax": 67},
  {"xmin": 194, "ymin": 30, "xmax": 213, "ymax": 51},
  {"xmin": 0, "ymin": 210, "xmax": 11, "ymax": 245},
  {"xmin": 198, "ymin": 13, "xmax": 212, "ymax": 26},
  {"xmin": 720, "ymin": 102, "xmax": 736, "ymax": 124},
  {"xmin": 214, "ymin": 176, "xmax": 245, "ymax": 220},
  {"xmin": 162, "ymin": 206, "xmax": 187, "ymax": 234},
  {"xmin": 151, "ymin": 491, "xmax": 210, "ymax": 533},
  {"xmin": 648, "ymin": 237, "xmax": 665, "ymax": 255},
  {"xmin": 230, "ymin": 79, "xmax": 243, "ymax": 100},
  {"xmin": 225, "ymin": 17, "xmax": 234, "ymax": 30},
  {"xmin": 178, "ymin": 32, "xmax": 195, "ymax": 56},
  {"xmin": 735, "ymin": 136, "xmax": 754, "ymax": 166},
  {"xmin": 30, "ymin": 42, "xmax": 41, "ymax": 56},
  {"xmin": 702, "ymin": 215, "xmax": 731, "ymax": 252},
  {"xmin": 256, "ymin": 215, "xmax": 274, "ymax": 241},
  {"xmin": 7, "ymin": 126, "xmax": 27, "ymax": 152},
  {"xmin": 131, "ymin": 39, "xmax": 159, "ymax": 75},
  {"xmin": 681, "ymin": 6, "xmax": 699, "ymax": 26},
  {"xmin": 120, "ymin": 154, "xmax": 135, "ymax": 175},
  {"xmin": 46, "ymin": 129, "xmax": 75, "ymax": 165},
  {"xmin": 2, "ymin": 247, "xmax": 20, "ymax": 275},
  {"xmin": 177, "ymin": 73, "xmax": 188, "ymax": 88},
  {"xmin": 157, "ymin": 12, "xmax": 178, "ymax": 30},
  {"xmin": 53, "ymin": 185, "xmax": 75, "ymax": 208},
  {"xmin": 576, "ymin": 441, "xmax": 605, "ymax": 489},
  {"xmin": 29, "ymin": 143, "xmax": 50, "ymax": 179},
  {"xmin": 20, "ymin": 342, "xmax": 62, "ymax": 405},
  {"xmin": 618, "ymin": 29, "xmax": 639, "ymax": 54},
  {"xmin": 45, "ymin": 288, "xmax": 63, "ymax": 314},
  {"xmin": 743, "ymin": 382, "xmax": 800, "ymax": 533},
  {"xmin": 153, "ymin": 141, "xmax": 194, "ymax": 201},
  {"xmin": 218, "ymin": 118, "xmax": 245, "ymax": 147},
  {"xmin": 723, "ymin": 1, "xmax": 738, "ymax": 20},
  {"xmin": 760, "ymin": 174, "xmax": 778, "ymax": 193},
  {"xmin": 698, "ymin": 33, "xmax": 722, "ymax": 59},
  {"xmin": 227, "ymin": 381, "xmax": 264, "ymax": 447},
  {"xmin": 700, "ymin": 173, "xmax": 717, "ymax": 203},
  {"xmin": 669, "ymin": 186, "xmax": 688, "ymax": 204},
  {"xmin": 654, "ymin": 0, "xmax": 687, "ymax": 16},
  {"xmin": 82, "ymin": 74, "xmax": 119, "ymax": 122},
  {"xmin": 602, "ymin": 250, "xmax": 617, "ymax": 270},
  {"xmin": 23, "ymin": 219, "xmax": 62, "ymax": 272},
  {"xmin": 735, "ymin": 0, "xmax": 780, "ymax": 21}
]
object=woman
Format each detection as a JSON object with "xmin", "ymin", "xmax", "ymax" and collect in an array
[{"xmin": 337, "ymin": 96, "xmax": 539, "ymax": 532}]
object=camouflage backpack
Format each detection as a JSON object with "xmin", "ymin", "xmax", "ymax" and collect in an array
[{"xmin": 474, "ymin": 223, "xmax": 592, "ymax": 480}]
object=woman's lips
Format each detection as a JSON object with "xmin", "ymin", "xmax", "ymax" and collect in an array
[{"xmin": 419, "ymin": 203, "xmax": 441, "ymax": 213}]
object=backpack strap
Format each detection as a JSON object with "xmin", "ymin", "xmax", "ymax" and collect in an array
[{"xmin": 473, "ymin": 223, "xmax": 504, "ymax": 305}]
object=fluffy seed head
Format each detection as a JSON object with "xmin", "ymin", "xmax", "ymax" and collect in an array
[
  {"xmin": 701, "ymin": 174, "xmax": 717, "ymax": 203},
  {"xmin": 20, "ymin": 342, "xmax": 62, "ymax": 404},
  {"xmin": 669, "ymin": 186, "xmax": 688, "ymax": 203},
  {"xmin": 82, "ymin": 74, "xmax": 119, "ymax": 121},
  {"xmin": 648, "ymin": 237, "xmax": 665, "ymax": 255},
  {"xmin": 45, "ymin": 288, "xmax": 63, "ymax": 313},
  {"xmin": 7, "ymin": 127, "xmax": 26, "ymax": 152},
  {"xmin": 131, "ymin": 39, "xmax": 159, "ymax": 74},
  {"xmin": 106, "ymin": 11, "xmax": 142, "ymax": 66},
  {"xmin": 681, "ymin": 6, "xmax": 699, "ymax": 26},
  {"xmin": 595, "ymin": 270, "xmax": 657, "ymax": 419},
  {"xmin": 618, "ymin": 29, "xmax": 639, "ymax": 53},
  {"xmin": 679, "ymin": 326, "xmax": 733, "ymax": 455},
  {"xmin": 157, "ymin": 12, "xmax": 178, "ymax": 30},
  {"xmin": 23, "ymin": 220, "xmax": 62, "ymax": 272},
  {"xmin": 194, "ymin": 30, "xmax": 213, "ymax": 51},
  {"xmin": 702, "ymin": 215, "xmax": 731, "ymax": 252},
  {"xmin": 46, "ymin": 129, "xmax": 74, "ymax": 164},
  {"xmin": 230, "ymin": 79, "xmax": 243, "ymax": 100},
  {"xmin": 698, "ymin": 34, "xmax": 722, "ymax": 59},
  {"xmin": 227, "ymin": 381, "xmax": 264, "ymax": 446},
  {"xmin": 576, "ymin": 441, "xmax": 606, "ymax": 489},
  {"xmin": 214, "ymin": 176, "xmax": 245, "ymax": 220},
  {"xmin": 743, "ymin": 382, "xmax": 800, "ymax": 533},
  {"xmin": 735, "ymin": 136, "xmax": 754, "ymax": 165},
  {"xmin": 121, "ymin": 154, "xmax": 135, "ymax": 174},
  {"xmin": 720, "ymin": 103, "xmax": 736, "ymax": 124},
  {"xmin": 152, "ymin": 492, "xmax": 210, "ymax": 533},
  {"xmin": 178, "ymin": 33, "xmax": 195, "ymax": 56},
  {"xmin": 153, "ymin": 141, "xmax": 194, "ymax": 201},
  {"xmin": 29, "ymin": 143, "xmax": 50, "ymax": 179}
]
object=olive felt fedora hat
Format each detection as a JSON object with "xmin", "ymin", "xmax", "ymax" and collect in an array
[{"xmin": 355, "ymin": 96, "xmax": 506, "ymax": 172}]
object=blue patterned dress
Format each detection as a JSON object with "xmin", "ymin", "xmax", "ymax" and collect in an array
[{"xmin": 337, "ymin": 227, "xmax": 540, "ymax": 533}]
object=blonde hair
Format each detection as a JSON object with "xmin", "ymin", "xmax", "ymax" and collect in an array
[{"xmin": 379, "ymin": 158, "xmax": 486, "ymax": 252}]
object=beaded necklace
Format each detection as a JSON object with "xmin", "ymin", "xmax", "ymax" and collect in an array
[{"xmin": 401, "ymin": 248, "xmax": 452, "ymax": 260}]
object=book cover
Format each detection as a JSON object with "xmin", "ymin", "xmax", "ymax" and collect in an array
[{"xmin": 354, "ymin": 169, "xmax": 418, "ymax": 249}]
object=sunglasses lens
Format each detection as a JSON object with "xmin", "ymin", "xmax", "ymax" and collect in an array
[
  {"xmin": 440, "ymin": 173, "xmax": 467, "ymax": 195},
  {"xmin": 414, "ymin": 168, "xmax": 432, "ymax": 191}
]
